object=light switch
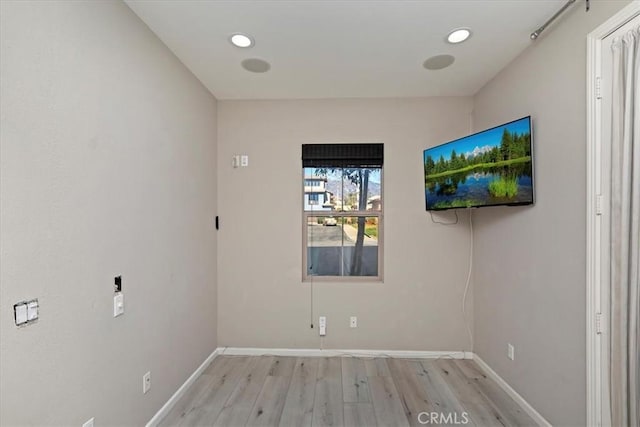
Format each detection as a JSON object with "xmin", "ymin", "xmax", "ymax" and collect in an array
[
  {"xmin": 240, "ymin": 155, "xmax": 249, "ymax": 167},
  {"xmin": 14, "ymin": 303, "xmax": 28, "ymax": 326},
  {"xmin": 26, "ymin": 300, "xmax": 38, "ymax": 321},
  {"xmin": 114, "ymin": 293, "xmax": 124, "ymax": 317}
]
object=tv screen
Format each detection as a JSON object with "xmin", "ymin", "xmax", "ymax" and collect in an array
[{"xmin": 424, "ymin": 116, "xmax": 534, "ymax": 211}]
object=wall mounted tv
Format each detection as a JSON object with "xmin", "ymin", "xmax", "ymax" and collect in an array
[{"xmin": 424, "ymin": 116, "xmax": 534, "ymax": 211}]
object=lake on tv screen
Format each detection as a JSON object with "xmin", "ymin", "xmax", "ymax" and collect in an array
[{"xmin": 424, "ymin": 118, "xmax": 533, "ymax": 210}]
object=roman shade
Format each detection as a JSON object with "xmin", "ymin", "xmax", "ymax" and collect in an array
[{"xmin": 302, "ymin": 143, "xmax": 383, "ymax": 168}]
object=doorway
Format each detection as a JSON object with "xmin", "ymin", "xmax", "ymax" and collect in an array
[{"xmin": 586, "ymin": 2, "xmax": 640, "ymax": 426}]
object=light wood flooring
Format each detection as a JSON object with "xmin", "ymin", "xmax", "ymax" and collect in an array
[{"xmin": 159, "ymin": 356, "xmax": 537, "ymax": 427}]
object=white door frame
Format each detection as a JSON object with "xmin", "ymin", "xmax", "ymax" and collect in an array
[{"xmin": 586, "ymin": 2, "xmax": 640, "ymax": 426}]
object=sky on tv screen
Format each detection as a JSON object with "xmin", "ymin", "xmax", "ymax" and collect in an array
[{"xmin": 425, "ymin": 117, "xmax": 531, "ymax": 161}]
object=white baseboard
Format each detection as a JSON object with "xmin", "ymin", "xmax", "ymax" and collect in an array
[
  {"xmin": 146, "ymin": 348, "xmax": 221, "ymax": 427},
  {"xmin": 218, "ymin": 346, "xmax": 473, "ymax": 359},
  {"xmin": 472, "ymin": 354, "xmax": 551, "ymax": 427}
]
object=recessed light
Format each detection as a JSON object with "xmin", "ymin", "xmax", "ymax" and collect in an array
[
  {"xmin": 423, "ymin": 54, "xmax": 455, "ymax": 70},
  {"xmin": 447, "ymin": 28, "xmax": 472, "ymax": 44},
  {"xmin": 230, "ymin": 33, "xmax": 254, "ymax": 48}
]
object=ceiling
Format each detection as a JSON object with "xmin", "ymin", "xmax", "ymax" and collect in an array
[{"xmin": 125, "ymin": 0, "xmax": 569, "ymax": 100}]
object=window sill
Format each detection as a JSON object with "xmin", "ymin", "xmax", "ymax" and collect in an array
[{"xmin": 302, "ymin": 276, "xmax": 384, "ymax": 283}]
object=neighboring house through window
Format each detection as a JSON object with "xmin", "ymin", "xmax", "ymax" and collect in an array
[
  {"xmin": 304, "ymin": 176, "xmax": 332, "ymax": 209},
  {"xmin": 302, "ymin": 143, "xmax": 383, "ymax": 281}
]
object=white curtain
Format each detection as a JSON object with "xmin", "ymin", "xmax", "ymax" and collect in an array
[{"xmin": 610, "ymin": 25, "xmax": 640, "ymax": 427}]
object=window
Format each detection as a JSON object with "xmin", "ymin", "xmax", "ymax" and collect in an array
[{"xmin": 302, "ymin": 143, "xmax": 383, "ymax": 281}]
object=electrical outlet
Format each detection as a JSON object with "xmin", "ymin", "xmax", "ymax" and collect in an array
[
  {"xmin": 350, "ymin": 316, "xmax": 357, "ymax": 328},
  {"xmin": 319, "ymin": 316, "xmax": 327, "ymax": 336},
  {"xmin": 82, "ymin": 417, "xmax": 94, "ymax": 427},
  {"xmin": 507, "ymin": 343, "xmax": 515, "ymax": 361},
  {"xmin": 143, "ymin": 371, "xmax": 151, "ymax": 394}
]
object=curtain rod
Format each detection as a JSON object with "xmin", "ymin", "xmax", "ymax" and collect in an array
[{"xmin": 530, "ymin": 0, "xmax": 590, "ymax": 40}]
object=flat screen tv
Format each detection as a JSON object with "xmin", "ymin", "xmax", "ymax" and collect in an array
[{"xmin": 424, "ymin": 116, "xmax": 534, "ymax": 211}]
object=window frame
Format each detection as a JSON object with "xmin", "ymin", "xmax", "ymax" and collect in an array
[{"xmin": 302, "ymin": 168, "xmax": 384, "ymax": 283}]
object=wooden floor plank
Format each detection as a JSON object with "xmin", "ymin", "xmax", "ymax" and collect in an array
[
  {"xmin": 343, "ymin": 402, "xmax": 378, "ymax": 427},
  {"xmin": 246, "ymin": 376, "xmax": 291, "ymax": 426},
  {"xmin": 342, "ymin": 358, "xmax": 371, "ymax": 403},
  {"xmin": 158, "ymin": 373, "xmax": 215, "ymax": 427},
  {"xmin": 176, "ymin": 356, "xmax": 251, "ymax": 426},
  {"xmin": 386, "ymin": 358, "xmax": 434, "ymax": 426},
  {"xmin": 368, "ymin": 375, "xmax": 410, "ymax": 427},
  {"xmin": 213, "ymin": 356, "xmax": 275, "ymax": 427},
  {"xmin": 364, "ymin": 358, "xmax": 391, "ymax": 377},
  {"xmin": 203, "ymin": 353, "xmax": 235, "ymax": 375},
  {"xmin": 279, "ymin": 358, "xmax": 318, "ymax": 427},
  {"xmin": 267, "ymin": 357, "xmax": 297, "ymax": 377},
  {"xmin": 453, "ymin": 360, "xmax": 537, "ymax": 426},
  {"xmin": 312, "ymin": 357, "xmax": 344, "ymax": 427},
  {"xmin": 413, "ymin": 360, "xmax": 476, "ymax": 426},
  {"xmin": 434, "ymin": 359, "xmax": 507, "ymax": 426}
]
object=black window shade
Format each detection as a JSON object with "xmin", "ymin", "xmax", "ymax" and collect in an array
[{"xmin": 302, "ymin": 143, "xmax": 383, "ymax": 168}]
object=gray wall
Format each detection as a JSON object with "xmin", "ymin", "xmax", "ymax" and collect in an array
[
  {"xmin": 0, "ymin": 1, "xmax": 218, "ymax": 425},
  {"xmin": 471, "ymin": 1, "xmax": 630, "ymax": 425},
  {"xmin": 217, "ymin": 98, "xmax": 475, "ymax": 351}
]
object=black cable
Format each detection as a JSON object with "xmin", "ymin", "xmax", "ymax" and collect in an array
[
  {"xmin": 309, "ymin": 211, "xmax": 314, "ymax": 329},
  {"xmin": 308, "ymin": 169, "xmax": 316, "ymax": 329}
]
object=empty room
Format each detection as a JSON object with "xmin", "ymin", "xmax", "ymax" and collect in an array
[{"xmin": 1, "ymin": 0, "xmax": 639, "ymax": 426}]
